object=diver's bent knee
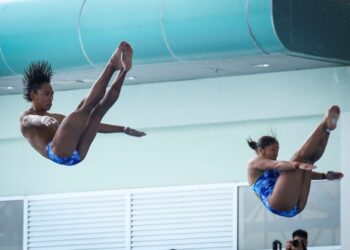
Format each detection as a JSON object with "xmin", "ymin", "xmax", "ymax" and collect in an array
[
  {"xmin": 72, "ymin": 108, "xmax": 91, "ymax": 119},
  {"xmin": 291, "ymin": 150, "xmax": 310, "ymax": 163},
  {"xmin": 76, "ymin": 99, "xmax": 86, "ymax": 110}
]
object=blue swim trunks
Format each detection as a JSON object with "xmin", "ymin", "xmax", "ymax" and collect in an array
[
  {"xmin": 46, "ymin": 143, "xmax": 81, "ymax": 166},
  {"xmin": 251, "ymin": 169, "xmax": 299, "ymax": 217}
]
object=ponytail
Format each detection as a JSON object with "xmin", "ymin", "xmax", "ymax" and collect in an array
[{"xmin": 247, "ymin": 137, "xmax": 258, "ymax": 151}]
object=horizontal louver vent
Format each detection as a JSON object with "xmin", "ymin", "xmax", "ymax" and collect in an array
[
  {"xmin": 27, "ymin": 194, "xmax": 127, "ymax": 250},
  {"xmin": 130, "ymin": 187, "xmax": 234, "ymax": 250}
]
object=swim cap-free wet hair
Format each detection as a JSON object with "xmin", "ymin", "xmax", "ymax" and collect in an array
[
  {"xmin": 22, "ymin": 61, "xmax": 53, "ymax": 102},
  {"xmin": 247, "ymin": 135, "xmax": 278, "ymax": 152}
]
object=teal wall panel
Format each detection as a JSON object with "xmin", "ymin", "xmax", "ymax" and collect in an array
[
  {"xmin": 0, "ymin": 0, "xmax": 286, "ymax": 75},
  {"xmin": 1, "ymin": 0, "xmax": 348, "ymax": 76},
  {"xmin": 247, "ymin": 0, "xmax": 286, "ymax": 54},
  {"xmin": 0, "ymin": 4, "xmax": 14, "ymax": 75},
  {"xmin": 162, "ymin": 0, "xmax": 255, "ymax": 58},
  {"xmin": 0, "ymin": 0, "xmax": 88, "ymax": 74},
  {"xmin": 80, "ymin": 0, "xmax": 172, "ymax": 65}
]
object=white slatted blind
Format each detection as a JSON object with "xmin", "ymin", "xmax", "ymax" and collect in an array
[
  {"xmin": 130, "ymin": 186, "xmax": 235, "ymax": 250},
  {"xmin": 24, "ymin": 184, "xmax": 237, "ymax": 250},
  {"xmin": 26, "ymin": 193, "xmax": 127, "ymax": 250}
]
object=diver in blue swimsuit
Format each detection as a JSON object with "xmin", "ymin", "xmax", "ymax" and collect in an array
[
  {"xmin": 247, "ymin": 105, "xmax": 343, "ymax": 217},
  {"xmin": 20, "ymin": 41, "xmax": 146, "ymax": 166}
]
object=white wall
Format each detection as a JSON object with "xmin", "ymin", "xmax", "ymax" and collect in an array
[{"xmin": 0, "ymin": 66, "xmax": 349, "ymax": 196}]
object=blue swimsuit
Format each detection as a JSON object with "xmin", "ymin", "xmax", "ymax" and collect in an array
[
  {"xmin": 251, "ymin": 169, "xmax": 299, "ymax": 217},
  {"xmin": 46, "ymin": 143, "xmax": 81, "ymax": 166}
]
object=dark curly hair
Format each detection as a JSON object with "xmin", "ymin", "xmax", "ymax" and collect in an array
[{"xmin": 22, "ymin": 61, "xmax": 53, "ymax": 102}]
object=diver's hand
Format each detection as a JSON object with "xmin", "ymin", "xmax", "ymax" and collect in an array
[
  {"xmin": 299, "ymin": 163, "xmax": 315, "ymax": 171},
  {"xmin": 124, "ymin": 127, "xmax": 146, "ymax": 137},
  {"xmin": 326, "ymin": 171, "xmax": 344, "ymax": 180},
  {"xmin": 40, "ymin": 116, "xmax": 58, "ymax": 126}
]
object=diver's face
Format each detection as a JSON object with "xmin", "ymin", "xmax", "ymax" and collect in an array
[
  {"xmin": 260, "ymin": 142, "xmax": 279, "ymax": 160},
  {"xmin": 31, "ymin": 83, "xmax": 54, "ymax": 111}
]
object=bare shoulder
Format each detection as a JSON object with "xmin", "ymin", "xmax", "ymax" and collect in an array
[
  {"xmin": 20, "ymin": 109, "xmax": 31, "ymax": 118},
  {"xmin": 247, "ymin": 158, "xmax": 263, "ymax": 185},
  {"xmin": 20, "ymin": 110, "xmax": 32, "ymax": 132},
  {"xmin": 19, "ymin": 109, "xmax": 34, "ymax": 124},
  {"xmin": 247, "ymin": 157, "xmax": 259, "ymax": 170}
]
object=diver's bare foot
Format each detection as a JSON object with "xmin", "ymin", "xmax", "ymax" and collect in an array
[
  {"xmin": 324, "ymin": 105, "xmax": 340, "ymax": 131},
  {"xmin": 109, "ymin": 41, "xmax": 128, "ymax": 70},
  {"xmin": 121, "ymin": 43, "xmax": 133, "ymax": 71}
]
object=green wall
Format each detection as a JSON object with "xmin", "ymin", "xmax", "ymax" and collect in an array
[{"xmin": 0, "ymin": 66, "xmax": 349, "ymax": 196}]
